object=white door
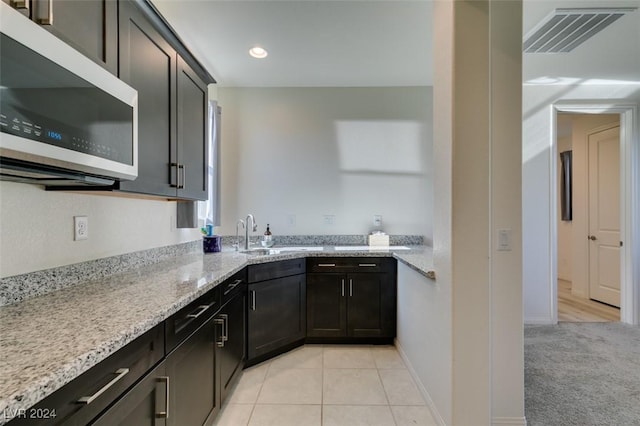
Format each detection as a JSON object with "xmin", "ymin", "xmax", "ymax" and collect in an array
[{"xmin": 588, "ymin": 125, "xmax": 621, "ymax": 307}]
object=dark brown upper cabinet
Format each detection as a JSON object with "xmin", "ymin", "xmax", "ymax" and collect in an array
[
  {"xmin": 29, "ymin": 0, "xmax": 118, "ymax": 74},
  {"xmin": 118, "ymin": 0, "xmax": 177, "ymax": 198},
  {"xmin": 117, "ymin": 0, "xmax": 208, "ymax": 200}
]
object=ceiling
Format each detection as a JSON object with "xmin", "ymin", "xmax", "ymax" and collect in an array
[
  {"xmin": 151, "ymin": 0, "xmax": 640, "ymax": 88},
  {"xmin": 523, "ymin": 0, "xmax": 640, "ymax": 85}
]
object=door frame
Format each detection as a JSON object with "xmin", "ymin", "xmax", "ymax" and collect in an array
[{"xmin": 550, "ymin": 102, "xmax": 639, "ymax": 324}]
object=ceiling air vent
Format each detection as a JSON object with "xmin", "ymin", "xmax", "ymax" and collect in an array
[{"xmin": 524, "ymin": 7, "xmax": 637, "ymax": 53}]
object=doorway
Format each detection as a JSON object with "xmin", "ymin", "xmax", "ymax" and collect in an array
[
  {"xmin": 556, "ymin": 113, "xmax": 621, "ymax": 322},
  {"xmin": 551, "ymin": 103, "xmax": 638, "ymax": 325}
]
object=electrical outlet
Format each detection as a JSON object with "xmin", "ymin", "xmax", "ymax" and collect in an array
[
  {"xmin": 323, "ymin": 214, "xmax": 335, "ymax": 225},
  {"xmin": 373, "ymin": 215, "xmax": 382, "ymax": 227},
  {"xmin": 287, "ymin": 214, "xmax": 296, "ymax": 227},
  {"xmin": 74, "ymin": 216, "xmax": 88, "ymax": 241}
]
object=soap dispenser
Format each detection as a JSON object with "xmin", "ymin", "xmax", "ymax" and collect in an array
[{"xmin": 261, "ymin": 224, "xmax": 274, "ymax": 247}]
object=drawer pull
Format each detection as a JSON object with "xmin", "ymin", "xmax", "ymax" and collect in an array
[
  {"xmin": 224, "ymin": 279, "xmax": 243, "ymax": 295},
  {"xmin": 317, "ymin": 263, "xmax": 336, "ymax": 267},
  {"xmin": 157, "ymin": 376, "xmax": 170, "ymax": 418},
  {"xmin": 187, "ymin": 303, "xmax": 213, "ymax": 319},
  {"xmin": 358, "ymin": 263, "xmax": 377, "ymax": 267},
  {"xmin": 77, "ymin": 368, "xmax": 129, "ymax": 404},
  {"xmin": 349, "ymin": 279, "xmax": 353, "ymax": 297},
  {"xmin": 341, "ymin": 279, "xmax": 345, "ymax": 297}
]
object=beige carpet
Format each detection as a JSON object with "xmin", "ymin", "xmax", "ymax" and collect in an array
[{"xmin": 525, "ymin": 323, "xmax": 640, "ymax": 425}]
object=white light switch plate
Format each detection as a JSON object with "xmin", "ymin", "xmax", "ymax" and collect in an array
[{"xmin": 497, "ymin": 229, "xmax": 511, "ymax": 251}]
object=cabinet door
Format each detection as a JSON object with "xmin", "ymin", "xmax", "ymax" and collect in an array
[
  {"xmin": 176, "ymin": 56, "xmax": 208, "ymax": 200},
  {"xmin": 118, "ymin": 0, "xmax": 178, "ymax": 198},
  {"xmin": 165, "ymin": 317, "xmax": 218, "ymax": 426},
  {"xmin": 306, "ymin": 273, "xmax": 347, "ymax": 338},
  {"xmin": 347, "ymin": 273, "xmax": 396, "ymax": 338},
  {"xmin": 247, "ymin": 275, "xmax": 306, "ymax": 360},
  {"xmin": 91, "ymin": 361, "xmax": 168, "ymax": 426},
  {"xmin": 217, "ymin": 292, "xmax": 246, "ymax": 405},
  {"xmin": 33, "ymin": 0, "xmax": 117, "ymax": 74}
]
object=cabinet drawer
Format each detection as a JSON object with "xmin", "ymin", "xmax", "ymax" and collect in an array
[
  {"xmin": 220, "ymin": 269, "xmax": 247, "ymax": 305},
  {"xmin": 247, "ymin": 259, "xmax": 305, "ymax": 283},
  {"xmin": 165, "ymin": 286, "xmax": 220, "ymax": 353},
  {"xmin": 307, "ymin": 257, "xmax": 396, "ymax": 273},
  {"xmin": 9, "ymin": 325, "xmax": 164, "ymax": 426}
]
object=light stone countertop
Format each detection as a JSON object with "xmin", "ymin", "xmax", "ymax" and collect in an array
[{"xmin": 0, "ymin": 245, "xmax": 433, "ymax": 424}]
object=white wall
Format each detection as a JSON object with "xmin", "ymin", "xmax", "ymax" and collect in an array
[
  {"xmin": 0, "ymin": 181, "xmax": 201, "ymax": 277},
  {"xmin": 426, "ymin": 1, "xmax": 523, "ymax": 424},
  {"xmin": 523, "ymin": 84, "xmax": 640, "ymax": 324},
  {"xmin": 396, "ymin": 262, "xmax": 450, "ymax": 425},
  {"xmin": 216, "ymin": 87, "xmax": 433, "ymax": 240},
  {"xmin": 557, "ymin": 133, "xmax": 573, "ymax": 282}
]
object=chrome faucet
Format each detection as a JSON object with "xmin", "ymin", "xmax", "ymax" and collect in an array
[
  {"xmin": 244, "ymin": 214, "xmax": 257, "ymax": 250},
  {"xmin": 234, "ymin": 219, "xmax": 245, "ymax": 251}
]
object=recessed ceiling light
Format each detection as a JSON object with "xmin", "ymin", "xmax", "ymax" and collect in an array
[{"xmin": 249, "ymin": 46, "xmax": 268, "ymax": 59}]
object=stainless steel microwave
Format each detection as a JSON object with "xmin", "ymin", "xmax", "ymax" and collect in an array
[{"xmin": 0, "ymin": 2, "xmax": 138, "ymax": 186}]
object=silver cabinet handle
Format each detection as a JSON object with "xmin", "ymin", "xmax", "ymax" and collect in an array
[
  {"xmin": 77, "ymin": 368, "xmax": 129, "ymax": 404},
  {"xmin": 178, "ymin": 164, "xmax": 185, "ymax": 189},
  {"xmin": 186, "ymin": 303, "xmax": 213, "ymax": 319},
  {"xmin": 224, "ymin": 279, "xmax": 243, "ymax": 295},
  {"xmin": 250, "ymin": 290, "xmax": 256, "ymax": 310},
  {"xmin": 358, "ymin": 263, "xmax": 377, "ymax": 267},
  {"xmin": 341, "ymin": 279, "xmax": 345, "ymax": 297},
  {"xmin": 157, "ymin": 376, "xmax": 170, "ymax": 418},
  {"xmin": 11, "ymin": 0, "xmax": 30, "ymax": 16},
  {"xmin": 214, "ymin": 318, "xmax": 225, "ymax": 347},
  {"xmin": 349, "ymin": 279, "xmax": 353, "ymax": 297},
  {"xmin": 317, "ymin": 263, "xmax": 336, "ymax": 267},
  {"xmin": 220, "ymin": 314, "xmax": 229, "ymax": 342},
  {"xmin": 170, "ymin": 162, "xmax": 179, "ymax": 188},
  {"xmin": 36, "ymin": 0, "xmax": 53, "ymax": 25}
]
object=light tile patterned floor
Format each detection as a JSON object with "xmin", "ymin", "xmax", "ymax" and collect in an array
[{"xmin": 214, "ymin": 345, "xmax": 438, "ymax": 426}]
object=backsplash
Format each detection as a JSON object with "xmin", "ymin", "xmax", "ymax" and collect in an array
[
  {"xmin": 220, "ymin": 234, "xmax": 424, "ymax": 246},
  {"xmin": 0, "ymin": 241, "xmax": 202, "ymax": 306}
]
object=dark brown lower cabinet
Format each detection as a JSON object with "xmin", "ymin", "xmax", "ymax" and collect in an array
[
  {"xmin": 306, "ymin": 258, "xmax": 397, "ymax": 341},
  {"xmin": 217, "ymin": 289, "xmax": 246, "ymax": 404},
  {"xmin": 247, "ymin": 273, "xmax": 306, "ymax": 362},
  {"xmin": 347, "ymin": 272, "xmax": 396, "ymax": 338},
  {"xmin": 306, "ymin": 273, "xmax": 347, "ymax": 338},
  {"xmin": 165, "ymin": 316, "xmax": 218, "ymax": 426},
  {"xmin": 91, "ymin": 361, "xmax": 168, "ymax": 426}
]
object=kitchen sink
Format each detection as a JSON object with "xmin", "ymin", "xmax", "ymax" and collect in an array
[
  {"xmin": 239, "ymin": 246, "xmax": 324, "ymax": 255},
  {"xmin": 239, "ymin": 248, "xmax": 275, "ymax": 255}
]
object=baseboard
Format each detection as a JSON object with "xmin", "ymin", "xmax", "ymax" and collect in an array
[
  {"xmin": 524, "ymin": 316, "xmax": 555, "ymax": 325},
  {"xmin": 394, "ymin": 338, "xmax": 447, "ymax": 426},
  {"xmin": 492, "ymin": 416, "xmax": 527, "ymax": 426}
]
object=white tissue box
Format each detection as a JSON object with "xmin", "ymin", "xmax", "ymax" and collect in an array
[{"xmin": 369, "ymin": 233, "xmax": 389, "ymax": 247}]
